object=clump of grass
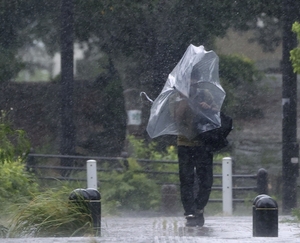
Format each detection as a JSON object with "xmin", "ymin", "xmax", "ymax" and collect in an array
[{"xmin": 7, "ymin": 186, "xmax": 94, "ymax": 237}]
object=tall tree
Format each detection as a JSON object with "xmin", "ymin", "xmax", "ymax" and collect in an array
[
  {"xmin": 0, "ymin": 0, "xmax": 67, "ymax": 82},
  {"xmin": 3, "ymin": 0, "xmax": 300, "ymax": 155},
  {"xmin": 60, "ymin": 0, "xmax": 75, "ymax": 175},
  {"xmin": 281, "ymin": 1, "xmax": 298, "ymax": 213},
  {"xmin": 74, "ymin": 1, "xmax": 291, "ymax": 151},
  {"xmin": 73, "ymin": 0, "xmax": 240, "ymax": 153}
]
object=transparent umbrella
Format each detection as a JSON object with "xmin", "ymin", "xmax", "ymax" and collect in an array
[{"xmin": 146, "ymin": 44, "xmax": 226, "ymax": 140}]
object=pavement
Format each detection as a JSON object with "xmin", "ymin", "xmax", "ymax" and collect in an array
[{"xmin": 1, "ymin": 215, "xmax": 299, "ymax": 243}]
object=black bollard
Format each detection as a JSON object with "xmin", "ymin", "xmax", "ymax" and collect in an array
[
  {"xmin": 86, "ymin": 188, "xmax": 101, "ymax": 236},
  {"xmin": 253, "ymin": 195, "xmax": 278, "ymax": 237},
  {"xmin": 69, "ymin": 188, "xmax": 101, "ymax": 236},
  {"xmin": 257, "ymin": 168, "xmax": 268, "ymax": 195},
  {"xmin": 252, "ymin": 194, "xmax": 270, "ymax": 237}
]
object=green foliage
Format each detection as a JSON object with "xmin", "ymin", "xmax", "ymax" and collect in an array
[
  {"xmin": 8, "ymin": 187, "xmax": 93, "ymax": 237},
  {"xmin": 0, "ymin": 110, "xmax": 30, "ymax": 163},
  {"xmin": 292, "ymin": 207, "xmax": 300, "ymax": 222},
  {"xmin": 0, "ymin": 0, "xmax": 298, "ymax": 85},
  {"xmin": 0, "ymin": 0, "xmax": 49, "ymax": 82},
  {"xmin": 127, "ymin": 135, "xmax": 178, "ymax": 161},
  {"xmin": 0, "ymin": 159, "xmax": 38, "ymax": 205},
  {"xmin": 219, "ymin": 54, "xmax": 263, "ymax": 119},
  {"xmin": 150, "ymin": 145, "xmax": 178, "ymax": 161},
  {"xmin": 292, "ymin": 21, "xmax": 300, "ymax": 41},
  {"xmin": 126, "ymin": 136, "xmax": 179, "ymax": 184},
  {"xmin": 0, "ymin": 109, "xmax": 37, "ymax": 211},
  {"xmin": 85, "ymin": 1, "xmax": 238, "ymax": 97},
  {"xmin": 291, "ymin": 21, "xmax": 300, "ymax": 74},
  {"xmin": 99, "ymin": 158, "xmax": 161, "ymax": 212}
]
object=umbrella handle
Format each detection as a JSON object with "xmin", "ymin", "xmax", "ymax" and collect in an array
[{"xmin": 140, "ymin": 92, "xmax": 154, "ymax": 103}]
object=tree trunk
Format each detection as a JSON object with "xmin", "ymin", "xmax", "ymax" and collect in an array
[
  {"xmin": 60, "ymin": 0, "xmax": 75, "ymax": 176},
  {"xmin": 112, "ymin": 54, "xmax": 143, "ymax": 156}
]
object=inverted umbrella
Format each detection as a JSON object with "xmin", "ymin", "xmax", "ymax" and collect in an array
[{"xmin": 146, "ymin": 44, "xmax": 226, "ymax": 140}]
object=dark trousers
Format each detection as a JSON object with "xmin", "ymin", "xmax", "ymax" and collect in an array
[{"xmin": 178, "ymin": 145, "xmax": 213, "ymax": 215}]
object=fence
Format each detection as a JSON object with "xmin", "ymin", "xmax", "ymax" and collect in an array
[{"xmin": 26, "ymin": 154, "xmax": 268, "ymax": 215}]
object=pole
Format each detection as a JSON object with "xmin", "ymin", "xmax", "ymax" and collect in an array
[
  {"xmin": 222, "ymin": 157, "xmax": 232, "ymax": 215},
  {"xmin": 282, "ymin": 0, "xmax": 299, "ymax": 213},
  {"xmin": 87, "ymin": 160, "xmax": 98, "ymax": 189},
  {"xmin": 60, "ymin": 0, "xmax": 75, "ymax": 176}
]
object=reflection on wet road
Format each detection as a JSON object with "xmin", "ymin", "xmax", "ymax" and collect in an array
[{"xmin": 1, "ymin": 216, "xmax": 299, "ymax": 243}]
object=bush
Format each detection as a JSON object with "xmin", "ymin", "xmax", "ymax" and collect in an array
[
  {"xmin": 219, "ymin": 54, "xmax": 263, "ymax": 119},
  {"xmin": 291, "ymin": 21, "xmax": 300, "ymax": 74},
  {"xmin": 0, "ymin": 110, "xmax": 37, "ymax": 208},
  {"xmin": 0, "ymin": 159, "xmax": 38, "ymax": 205},
  {"xmin": 125, "ymin": 136, "xmax": 179, "ymax": 184},
  {"xmin": 0, "ymin": 110, "xmax": 30, "ymax": 163},
  {"xmin": 99, "ymin": 158, "xmax": 161, "ymax": 212}
]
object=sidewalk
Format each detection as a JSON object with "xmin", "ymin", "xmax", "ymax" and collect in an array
[{"xmin": 2, "ymin": 215, "xmax": 299, "ymax": 243}]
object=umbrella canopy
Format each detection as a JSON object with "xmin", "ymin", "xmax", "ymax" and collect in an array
[{"xmin": 147, "ymin": 44, "xmax": 226, "ymax": 139}]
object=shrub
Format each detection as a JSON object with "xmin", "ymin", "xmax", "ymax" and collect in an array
[
  {"xmin": 0, "ymin": 110, "xmax": 30, "ymax": 163},
  {"xmin": 99, "ymin": 158, "xmax": 161, "ymax": 212},
  {"xmin": 0, "ymin": 159, "xmax": 38, "ymax": 205},
  {"xmin": 291, "ymin": 21, "xmax": 300, "ymax": 74},
  {"xmin": 219, "ymin": 54, "xmax": 264, "ymax": 119},
  {"xmin": 125, "ymin": 136, "xmax": 179, "ymax": 184},
  {"xmin": 8, "ymin": 187, "xmax": 93, "ymax": 237},
  {"xmin": 0, "ymin": 110, "xmax": 37, "ymax": 208}
]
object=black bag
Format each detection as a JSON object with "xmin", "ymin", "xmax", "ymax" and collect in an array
[{"xmin": 198, "ymin": 112, "xmax": 233, "ymax": 152}]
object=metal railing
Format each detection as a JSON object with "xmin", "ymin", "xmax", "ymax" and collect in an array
[{"xmin": 26, "ymin": 154, "xmax": 268, "ymax": 215}]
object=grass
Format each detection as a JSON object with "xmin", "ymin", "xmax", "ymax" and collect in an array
[{"xmin": 6, "ymin": 186, "xmax": 94, "ymax": 238}]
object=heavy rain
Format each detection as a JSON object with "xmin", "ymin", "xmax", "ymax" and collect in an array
[{"xmin": 0, "ymin": 1, "xmax": 300, "ymax": 242}]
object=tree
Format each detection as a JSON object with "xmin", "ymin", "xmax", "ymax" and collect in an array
[
  {"xmin": 60, "ymin": 0, "xmax": 75, "ymax": 175},
  {"xmin": 0, "ymin": 1, "xmax": 29, "ymax": 82},
  {"xmin": 3, "ymin": 1, "xmax": 299, "ymax": 155},
  {"xmin": 72, "ymin": 0, "xmax": 252, "ymax": 153},
  {"xmin": 0, "ymin": 1, "xmax": 65, "ymax": 82},
  {"xmin": 281, "ymin": 1, "xmax": 299, "ymax": 213}
]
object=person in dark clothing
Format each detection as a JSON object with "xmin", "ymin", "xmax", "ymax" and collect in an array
[
  {"xmin": 171, "ymin": 87, "xmax": 217, "ymax": 227},
  {"xmin": 177, "ymin": 142, "xmax": 213, "ymax": 227}
]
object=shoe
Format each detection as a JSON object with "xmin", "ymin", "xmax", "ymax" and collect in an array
[
  {"xmin": 195, "ymin": 209, "xmax": 205, "ymax": 227},
  {"xmin": 185, "ymin": 214, "xmax": 198, "ymax": 227}
]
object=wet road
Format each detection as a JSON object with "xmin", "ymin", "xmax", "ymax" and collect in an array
[{"xmin": 2, "ymin": 216, "xmax": 299, "ymax": 242}]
